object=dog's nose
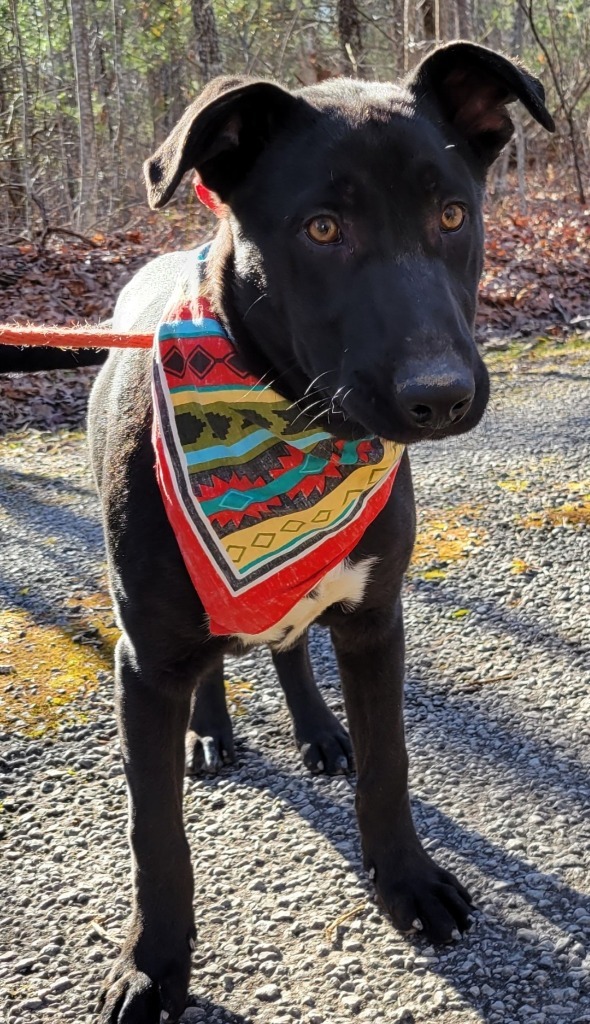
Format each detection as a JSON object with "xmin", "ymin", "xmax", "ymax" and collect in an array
[{"xmin": 398, "ymin": 377, "xmax": 474, "ymax": 430}]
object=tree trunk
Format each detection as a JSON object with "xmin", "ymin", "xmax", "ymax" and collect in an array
[
  {"xmin": 191, "ymin": 0, "xmax": 223, "ymax": 83},
  {"xmin": 511, "ymin": 0, "xmax": 525, "ymax": 52},
  {"xmin": 390, "ymin": 0, "xmax": 405, "ymax": 76},
  {"xmin": 8, "ymin": 0, "xmax": 34, "ymax": 236},
  {"xmin": 68, "ymin": 0, "xmax": 98, "ymax": 230},
  {"xmin": 338, "ymin": 0, "xmax": 364, "ymax": 77},
  {"xmin": 44, "ymin": 0, "xmax": 74, "ymax": 225},
  {"xmin": 456, "ymin": 0, "xmax": 474, "ymax": 38},
  {"xmin": 110, "ymin": 0, "xmax": 123, "ymax": 213},
  {"xmin": 490, "ymin": 1, "xmax": 526, "ymax": 201},
  {"xmin": 422, "ymin": 0, "xmax": 436, "ymax": 42},
  {"xmin": 403, "ymin": 0, "xmax": 411, "ymax": 70},
  {"xmin": 512, "ymin": 2, "xmax": 526, "ymax": 211}
]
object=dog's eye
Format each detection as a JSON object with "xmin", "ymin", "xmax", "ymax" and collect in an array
[
  {"xmin": 440, "ymin": 204, "xmax": 466, "ymax": 232},
  {"xmin": 305, "ymin": 216, "xmax": 342, "ymax": 245}
]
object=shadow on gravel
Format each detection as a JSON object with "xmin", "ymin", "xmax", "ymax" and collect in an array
[
  {"xmin": 411, "ymin": 579, "xmax": 589, "ymax": 665},
  {"xmin": 0, "ymin": 569, "xmax": 106, "ymax": 619},
  {"xmin": 0, "ymin": 466, "xmax": 96, "ymax": 497},
  {"xmin": 188, "ymin": 736, "xmax": 590, "ymax": 1019},
  {"xmin": 183, "ymin": 995, "xmax": 250, "ymax": 1023},
  {"xmin": 434, "ymin": 399, "xmax": 590, "ymax": 459},
  {"xmin": 0, "ymin": 464, "xmax": 105, "ymax": 625},
  {"xmin": 0, "ymin": 467, "xmax": 101, "ymax": 539},
  {"xmin": 408, "ymin": 672, "xmax": 590, "ymax": 816},
  {"xmin": 0, "ymin": 562, "xmax": 106, "ymax": 623}
]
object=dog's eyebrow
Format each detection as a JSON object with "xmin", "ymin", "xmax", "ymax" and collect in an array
[
  {"xmin": 286, "ymin": 174, "xmax": 358, "ymax": 218},
  {"xmin": 413, "ymin": 159, "xmax": 443, "ymax": 194}
]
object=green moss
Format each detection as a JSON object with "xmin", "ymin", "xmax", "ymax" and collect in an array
[
  {"xmin": 0, "ymin": 594, "xmax": 117, "ymax": 737},
  {"xmin": 485, "ymin": 334, "xmax": 590, "ymax": 368}
]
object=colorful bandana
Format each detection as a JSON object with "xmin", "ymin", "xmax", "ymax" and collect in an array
[{"xmin": 152, "ymin": 245, "xmax": 405, "ymax": 637}]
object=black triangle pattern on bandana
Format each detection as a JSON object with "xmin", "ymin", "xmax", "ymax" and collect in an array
[
  {"xmin": 175, "ymin": 412, "xmax": 206, "ymax": 445},
  {"xmin": 206, "ymin": 412, "xmax": 232, "ymax": 440}
]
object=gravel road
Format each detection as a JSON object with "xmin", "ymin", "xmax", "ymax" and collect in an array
[{"xmin": 1, "ymin": 339, "xmax": 589, "ymax": 1024}]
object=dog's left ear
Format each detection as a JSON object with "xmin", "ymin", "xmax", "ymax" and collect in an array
[
  {"xmin": 144, "ymin": 76, "xmax": 300, "ymax": 209},
  {"xmin": 408, "ymin": 41, "xmax": 555, "ymax": 166}
]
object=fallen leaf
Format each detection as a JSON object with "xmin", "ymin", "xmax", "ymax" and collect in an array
[
  {"xmin": 422, "ymin": 568, "xmax": 447, "ymax": 580},
  {"xmin": 497, "ymin": 479, "xmax": 529, "ymax": 492}
]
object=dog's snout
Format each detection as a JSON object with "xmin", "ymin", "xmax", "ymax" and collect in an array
[{"xmin": 399, "ymin": 376, "xmax": 475, "ymax": 430}]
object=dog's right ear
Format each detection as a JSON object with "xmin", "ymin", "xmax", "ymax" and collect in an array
[
  {"xmin": 144, "ymin": 77, "xmax": 297, "ymax": 209},
  {"xmin": 407, "ymin": 42, "xmax": 555, "ymax": 167}
]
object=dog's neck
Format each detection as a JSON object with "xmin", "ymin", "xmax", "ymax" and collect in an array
[{"xmin": 207, "ymin": 223, "xmax": 312, "ymax": 412}]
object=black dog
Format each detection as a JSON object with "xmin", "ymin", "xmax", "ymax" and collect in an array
[{"xmin": 88, "ymin": 42, "xmax": 553, "ymax": 1023}]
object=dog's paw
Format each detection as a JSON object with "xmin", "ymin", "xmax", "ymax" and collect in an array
[
  {"xmin": 369, "ymin": 845, "xmax": 474, "ymax": 944},
  {"xmin": 297, "ymin": 713, "xmax": 354, "ymax": 775},
  {"xmin": 185, "ymin": 727, "xmax": 235, "ymax": 776},
  {"xmin": 97, "ymin": 965, "xmax": 187, "ymax": 1024},
  {"xmin": 97, "ymin": 935, "xmax": 192, "ymax": 1024}
]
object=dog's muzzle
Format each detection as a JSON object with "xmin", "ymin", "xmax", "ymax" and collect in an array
[{"xmin": 396, "ymin": 374, "xmax": 475, "ymax": 431}]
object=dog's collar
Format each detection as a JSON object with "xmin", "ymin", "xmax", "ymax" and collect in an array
[
  {"xmin": 152, "ymin": 244, "xmax": 404, "ymax": 638},
  {"xmin": 194, "ymin": 175, "xmax": 225, "ymax": 217}
]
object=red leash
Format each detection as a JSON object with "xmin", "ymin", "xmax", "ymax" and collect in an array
[
  {"xmin": 1, "ymin": 179, "xmax": 222, "ymax": 352},
  {"xmin": 0, "ymin": 324, "xmax": 152, "ymax": 349}
]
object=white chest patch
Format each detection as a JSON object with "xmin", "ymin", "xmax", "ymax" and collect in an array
[{"xmin": 234, "ymin": 556, "xmax": 378, "ymax": 651}]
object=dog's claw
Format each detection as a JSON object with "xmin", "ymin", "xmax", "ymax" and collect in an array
[
  {"xmin": 99, "ymin": 956, "xmax": 189, "ymax": 1024},
  {"xmin": 186, "ymin": 729, "xmax": 235, "ymax": 776},
  {"xmin": 369, "ymin": 845, "xmax": 474, "ymax": 945},
  {"xmin": 98, "ymin": 969, "xmax": 160, "ymax": 1024},
  {"xmin": 297, "ymin": 717, "xmax": 354, "ymax": 775},
  {"xmin": 200, "ymin": 736, "xmax": 222, "ymax": 773}
]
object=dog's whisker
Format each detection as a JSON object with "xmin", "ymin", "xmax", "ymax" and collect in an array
[
  {"xmin": 329, "ymin": 386, "xmax": 343, "ymax": 414},
  {"xmin": 285, "ymin": 371, "xmax": 337, "ymax": 412},
  {"xmin": 303, "ymin": 369, "xmax": 335, "ymax": 396},
  {"xmin": 290, "ymin": 396, "xmax": 329, "ymax": 426},
  {"xmin": 304, "ymin": 405, "xmax": 332, "ymax": 430},
  {"xmin": 327, "ymin": 385, "xmax": 353, "ymax": 419},
  {"xmin": 240, "ymin": 362, "xmax": 288, "ymax": 398},
  {"xmin": 242, "ymin": 292, "xmax": 268, "ymax": 322},
  {"xmin": 285, "ymin": 385, "xmax": 327, "ymax": 412},
  {"xmin": 253, "ymin": 378, "xmax": 281, "ymax": 398},
  {"xmin": 240, "ymin": 373, "xmax": 274, "ymax": 399},
  {"xmin": 242, "ymin": 358, "xmax": 300, "ymax": 401}
]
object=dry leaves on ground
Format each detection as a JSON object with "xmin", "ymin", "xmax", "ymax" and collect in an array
[{"xmin": 0, "ymin": 189, "xmax": 588, "ymax": 434}]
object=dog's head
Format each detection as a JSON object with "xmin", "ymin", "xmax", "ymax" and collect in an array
[{"xmin": 145, "ymin": 43, "xmax": 554, "ymax": 445}]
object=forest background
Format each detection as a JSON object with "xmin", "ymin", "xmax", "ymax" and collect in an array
[{"xmin": 0, "ymin": 0, "xmax": 588, "ymax": 350}]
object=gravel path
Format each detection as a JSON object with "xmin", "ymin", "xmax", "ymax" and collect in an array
[{"xmin": 1, "ymin": 339, "xmax": 589, "ymax": 1024}]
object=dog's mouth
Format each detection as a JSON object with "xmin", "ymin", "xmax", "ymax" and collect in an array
[
  {"xmin": 292, "ymin": 380, "xmax": 487, "ymax": 446},
  {"xmin": 290, "ymin": 389, "xmax": 402, "ymax": 444},
  {"xmin": 289, "ymin": 387, "xmax": 352, "ymax": 436}
]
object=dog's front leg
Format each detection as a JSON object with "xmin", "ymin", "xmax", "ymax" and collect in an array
[
  {"xmin": 331, "ymin": 602, "xmax": 473, "ymax": 944},
  {"xmin": 272, "ymin": 639, "xmax": 353, "ymax": 774},
  {"xmin": 186, "ymin": 655, "xmax": 235, "ymax": 775},
  {"xmin": 98, "ymin": 634, "xmax": 195, "ymax": 1024}
]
